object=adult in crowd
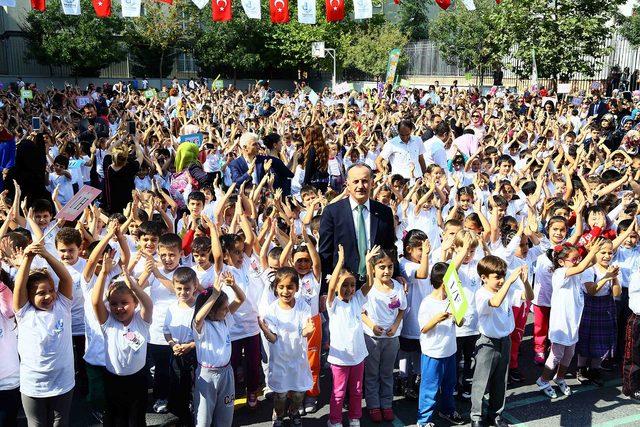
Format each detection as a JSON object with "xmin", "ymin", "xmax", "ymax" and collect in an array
[
  {"xmin": 376, "ymin": 120, "xmax": 426, "ymax": 180},
  {"xmin": 318, "ymin": 163, "xmax": 397, "ymax": 291},
  {"xmin": 11, "ymin": 132, "xmax": 49, "ymax": 203},
  {"xmin": 101, "ymin": 139, "xmax": 143, "ymax": 214},
  {"xmin": 303, "ymin": 125, "xmax": 330, "ymax": 193}
]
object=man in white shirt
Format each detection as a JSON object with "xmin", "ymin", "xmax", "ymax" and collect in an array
[
  {"xmin": 376, "ymin": 120, "xmax": 427, "ymax": 180},
  {"xmin": 423, "ymin": 121, "xmax": 450, "ymax": 170}
]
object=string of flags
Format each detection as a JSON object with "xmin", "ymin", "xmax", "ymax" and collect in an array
[
  {"xmin": 18, "ymin": 0, "xmax": 498, "ymax": 21},
  {"xmin": 22, "ymin": 0, "xmax": 373, "ymax": 22}
]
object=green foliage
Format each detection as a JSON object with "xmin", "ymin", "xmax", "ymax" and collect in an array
[
  {"xmin": 494, "ymin": 0, "xmax": 626, "ymax": 80},
  {"xmin": 621, "ymin": 8, "xmax": 640, "ymax": 47},
  {"xmin": 398, "ymin": 0, "xmax": 432, "ymax": 41},
  {"xmin": 21, "ymin": 0, "xmax": 126, "ymax": 76},
  {"xmin": 429, "ymin": 0, "xmax": 505, "ymax": 72}
]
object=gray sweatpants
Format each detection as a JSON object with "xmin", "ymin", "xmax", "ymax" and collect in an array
[
  {"xmin": 194, "ymin": 364, "xmax": 235, "ymax": 427},
  {"xmin": 364, "ymin": 335, "xmax": 400, "ymax": 409},
  {"xmin": 470, "ymin": 334, "xmax": 511, "ymax": 423},
  {"xmin": 21, "ymin": 389, "xmax": 74, "ymax": 427}
]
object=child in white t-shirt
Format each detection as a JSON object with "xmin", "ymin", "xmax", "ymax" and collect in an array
[
  {"xmin": 92, "ymin": 256, "xmax": 152, "ymax": 426},
  {"xmin": 361, "ymin": 248, "xmax": 407, "ymax": 423},
  {"xmin": 49, "ymin": 155, "xmax": 74, "ymax": 206},
  {"xmin": 416, "ymin": 262, "xmax": 465, "ymax": 427},
  {"xmin": 536, "ymin": 242, "xmax": 602, "ymax": 399},
  {"xmin": 192, "ymin": 272, "xmax": 245, "ymax": 427},
  {"xmin": 0, "ymin": 277, "xmax": 20, "ymax": 426},
  {"xmin": 259, "ymin": 267, "xmax": 314, "ymax": 426},
  {"xmin": 13, "ymin": 242, "xmax": 75, "ymax": 426},
  {"xmin": 326, "ymin": 244, "xmax": 374, "ymax": 427}
]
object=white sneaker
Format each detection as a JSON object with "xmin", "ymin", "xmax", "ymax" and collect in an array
[
  {"xmin": 536, "ymin": 378, "xmax": 557, "ymax": 399},
  {"xmin": 327, "ymin": 421, "xmax": 342, "ymax": 427},
  {"xmin": 554, "ymin": 378, "xmax": 572, "ymax": 396},
  {"xmin": 349, "ymin": 420, "xmax": 360, "ymax": 427}
]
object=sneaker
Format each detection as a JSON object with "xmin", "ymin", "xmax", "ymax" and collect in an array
[
  {"xmin": 90, "ymin": 409, "xmax": 104, "ymax": 424},
  {"xmin": 272, "ymin": 417, "xmax": 284, "ymax": 427},
  {"xmin": 554, "ymin": 378, "xmax": 571, "ymax": 396},
  {"xmin": 438, "ymin": 411, "xmax": 465, "ymax": 425},
  {"xmin": 404, "ymin": 384, "xmax": 418, "ymax": 400},
  {"xmin": 632, "ymin": 391, "xmax": 640, "ymax": 401},
  {"xmin": 461, "ymin": 389, "xmax": 472, "ymax": 400},
  {"xmin": 381, "ymin": 408, "xmax": 394, "ymax": 422},
  {"xmin": 369, "ymin": 408, "xmax": 382, "ymax": 423},
  {"xmin": 348, "ymin": 419, "xmax": 361, "ymax": 427},
  {"xmin": 577, "ymin": 367, "xmax": 590, "ymax": 383},
  {"xmin": 536, "ymin": 378, "xmax": 557, "ymax": 399},
  {"xmin": 304, "ymin": 396, "xmax": 318, "ymax": 414},
  {"xmin": 290, "ymin": 412, "xmax": 302, "ymax": 426},
  {"xmin": 153, "ymin": 399, "xmax": 168, "ymax": 414},
  {"xmin": 327, "ymin": 421, "xmax": 342, "ymax": 427},
  {"xmin": 509, "ymin": 368, "xmax": 523, "ymax": 383},
  {"xmin": 534, "ymin": 353, "xmax": 546, "ymax": 365},
  {"xmin": 393, "ymin": 375, "xmax": 405, "ymax": 395},
  {"xmin": 247, "ymin": 392, "xmax": 258, "ymax": 409}
]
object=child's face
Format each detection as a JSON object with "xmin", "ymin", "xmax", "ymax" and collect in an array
[
  {"xmin": 139, "ymin": 234, "xmax": 159, "ymax": 254},
  {"xmin": 596, "ymin": 243, "xmax": 613, "ymax": 267},
  {"xmin": 553, "ymin": 180, "xmax": 566, "ymax": 196},
  {"xmin": 338, "ymin": 276, "xmax": 356, "ymax": 301},
  {"xmin": 267, "ymin": 255, "xmax": 280, "ymax": 269},
  {"xmin": 623, "ymin": 230, "xmax": 639, "ymax": 249},
  {"xmin": 499, "ymin": 162, "xmax": 512, "ymax": 176},
  {"xmin": 588, "ymin": 211, "xmax": 606, "ymax": 228},
  {"xmin": 53, "ymin": 163, "xmax": 66, "ymax": 175},
  {"xmin": 515, "ymin": 238, "xmax": 529, "ymax": 258},
  {"xmin": 173, "ymin": 282, "xmax": 195, "ymax": 304},
  {"xmin": 464, "ymin": 218, "xmax": 482, "ymax": 234},
  {"xmin": 276, "ymin": 276, "xmax": 298, "ymax": 306},
  {"xmin": 302, "ymin": 192, "xmax": 316, "ymax": 208},
  {"xmin": 293, "ymin": 252, "xmax": 312, "ymax": 276},
  {"xmin": 444, "ymin": 225, "xmax": 462, "ymax": 240},
  {"xmin": 481, "ymin": 273, "xmax": 505, "ymax": 293},
  {"xmin": 128, "ymin": 220, "xmax": 142, "ymax": 239},
  {"xmin": 137, "ymin": 168, "xmax": 149, "ymax": 179},
  {"xmin": 56, "ymin": 242, "xmax": 80, "ymax": 265},
  {"xmin": 374, "ymin": 257, "xmax": 394, "ymax": 282},
  {"xmin": 225, "ymin": 243, "xmax": 244, "ymax": 268},
  {"xmin": 158, "ymin": 246, "xmax": 182, "ymax": 271},
  {"xmin": 432, "ymin": 168, "xmax": 444, "ymax": 182},
  {"xmin": 456, "ymin": 244, "xmax": 477, "ymax": 265},
  {"xmin": 613, "ymin": 156, "xmax": 625, "ymax": 169},
  {"xmin": 548, "ymin": 221, "xmax": 567, "ymax": 244},
  {"xmin": 109, "ymin": 289, "xmax": 137, "ymax": 324},
  {"xmin": 34, "ymin": 210, "xmax": 52, "ymax": 229},
  {"xmin": 500, "ymin": 185, "xmax": 515, "ymax": 202},
  {"xmin": 29, "ymin": 280, "xmax": 56, "ymax": 311},
  {"xmin": 459, "ymin": 194, "xmax": 473, "ymax": 211},
  {"xmin": 554, "ymin": 208, "xmax": 569, "ymax": 219},
  {"xmin": 188, "ymin": 199, "xmax": 204, "ymax": 216},
  {"xmin": 328, "ymin": 145, "xmax": 338, "ymax": 157},
  {"xmin": 203, "ymin": 190, "xmax": 213, "ymax": 203},
  {"xmin": 406, "ymin": 243, "xmax": 425, "ymax": 263},
  {"xmin": 377, "ymin": 190, "xmax": 392, "ymax": 206},
  {"xmin": 192, "ymin": 250, "xmax": 212, "ymax": 269},
  {"xmin": 559, "ymin": 249, "xmax": 581, "ymax": 268}
]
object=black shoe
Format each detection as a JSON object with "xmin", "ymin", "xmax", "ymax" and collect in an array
[
  {"xmin": 393, "ymin": 376, "xmax": 405, "ymax": 396},
  {"xmin": 600, "ymin": 359, "xmax": 616, "ymax": 372},
  {"xmin": 577, "ymin": 367, "xmax": 590, "ymax": 383},
  {"xmin": 404, "ymin": 384, "xmax": 418, "ymax": 400},
  {"xmin": 588, "ymin": 368, "xmax": 604, "ymax": 387},
  {"xmin": 438, "ymin": 411, "xmax": 465, "ymax": 425},
  {"xmin": 509, "ymin": 368, "xmax": 523, "ymax": 383},
  {"xmin": 492, "ymin": 417, "xmax": 511, "ymax": 427},
  {"xmin": 471, "ymin": 421, "xmax": 488, "ymax": 427}
]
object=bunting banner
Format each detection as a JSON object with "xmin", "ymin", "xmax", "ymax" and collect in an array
[
  {"xmin": 91, "ymin": 0, "xmax": 110, "ymax": 16},
  {"xmin": 241, "ymin": 0, "xmax": 260, "ymax": 18},
  {"xmin": 121, "ymin": 0, "xmax": 141, "ymax": 16},
  {"xmin": 192, "ymin": 0, "xmax": 207, "ymax": 8},
  {"xmin": 353, "ymin": 0, "xmax": 371, "ymax": 20},
  {"xmin": 61, "ymin": 0, "xmax": 81, "ymax": 15},
  {"xmin": 0, "ymin": 0, "xmax": 16, "ymax": 6},
  {"xmin": 435, "ymin": 0, "xmax": 450, "ymax": 10},
  {"xmin": 211, "ymin": 0, "xmax": 232, "ymax": 21},
  {"xmin": 297, "ymin": 0, "xmax": 315, "ymax": 24},
  {"xmin": 461, "ymin": 0, "xmax": 475, "ymax": 10},
  {"xmin": 325, "ymin": 0, "xmax": 344, "ymax": 22},
  {"xmin": 31, "ymin": 0, "xmax": 45, "ymax": 10},
  {"xmin": 270, "ymin": 0, "xmax": 289, "ymax": 23}
]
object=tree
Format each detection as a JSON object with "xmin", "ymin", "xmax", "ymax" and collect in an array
[
  {"xmin": 621, "ymin": 8, "xmax": 640, "ymax": 47},
  {"xmin": 21, "ymin": 0, "xmax": 126, "ymax": 77},
  {"xmin": 494, "ymin": 0, "xmax": 626, "ymax": 83},
  {"xmin": 339, "ymin": 18, "xmax": 408, "ymax": 79},
  {"xmin": 429, "ymin": 0, "xmax": 506, "ymax": 82},
  {"xmin": 124, "ymin": 0, "xmax": 198, "ymax": 81},
  {"xmin": 398, "ymin": 0, "xmax": 432, "ymax": 41}
]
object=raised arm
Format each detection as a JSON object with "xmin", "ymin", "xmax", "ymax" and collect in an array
[
  {"xmin": 92, "ymin": 252, "xmax": 112, "ymax": 325},
  {"xmin": 12, "ymin": 244, "xmax": 35, "ymax": 311},
  {"xmin": 193, "ymin": 277, "xmax": 222, "ymax": 334}
]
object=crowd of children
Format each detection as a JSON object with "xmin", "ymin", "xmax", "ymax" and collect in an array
[{"xmin": 2, "ymin": 79, "xmax": 640, "ymax": 427}]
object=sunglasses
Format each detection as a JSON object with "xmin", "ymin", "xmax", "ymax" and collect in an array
[
  {"xmin": 472, "ymin": 115, "xmax": 480, "ymax": 118},
  {"xmin": 566, "ymin": 256, "xmax": 582, "ymax": 264}
]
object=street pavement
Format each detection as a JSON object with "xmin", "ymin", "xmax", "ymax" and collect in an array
[{"xmin": 16, "ymin": 315, "xmax": 640, "ymax": 426}]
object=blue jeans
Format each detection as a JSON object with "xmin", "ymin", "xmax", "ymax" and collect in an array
[{"xmin": 417, "ymin": 353, "xmax": 456, "ymax": 424}]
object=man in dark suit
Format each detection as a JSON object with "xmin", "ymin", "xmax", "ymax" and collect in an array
[
  {"xmin": 587, "ymin": 94, "xmax": 608, "ymax": 121},
  {"xmin": 318, "ymin": 163, "xmax": 400, "ymax": 293},
  {"xmin": 228, "ymin": 132, "xmax": 294, "ymax": 194}
]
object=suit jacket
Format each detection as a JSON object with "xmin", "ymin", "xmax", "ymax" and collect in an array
[
  {"xmin": 588, "ymin": 101, "xmax": 608, "ymax": 120},
  {"xmin": 229, "ymin": 155, "xmax": 294, "ymax": 194},
  {"xmin": 318, "ymin": 197, "xmax": 397, "ymax": 294}
]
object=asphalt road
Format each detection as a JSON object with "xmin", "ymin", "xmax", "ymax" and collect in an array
[{"xmin": 16, "ymin": 314, "xmax": 640, "ymax": 426}]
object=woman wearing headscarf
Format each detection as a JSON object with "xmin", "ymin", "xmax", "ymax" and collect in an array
[
  {"xmin": 611, "ymin": 115, "xmax": 636, "ymax": 152},
  {"xmin": 600, "ymin": 113, "xmax": 618, "ymax": 151}
]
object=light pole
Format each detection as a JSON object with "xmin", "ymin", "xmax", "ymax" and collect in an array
[
  {"xmin": 311, "ymin": 42, "xmax": 336, "ymax": 90},
  {"xmin": 325, "ymin": 48, "xmax": 337, "ymax": 90}
]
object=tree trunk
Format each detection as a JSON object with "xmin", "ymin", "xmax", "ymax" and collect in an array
[{"xmin": 159, "ymin": 51, "xmax": 164, "ymax": 87}]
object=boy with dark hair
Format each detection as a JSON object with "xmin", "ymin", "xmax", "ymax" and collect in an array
[
  {"xmin": 50, "ymin": 154, "xmax": 74, "ymax": 206},
  {"xmin": 470, "ymin": 255, "xmax": 532, "ymax": 427}
]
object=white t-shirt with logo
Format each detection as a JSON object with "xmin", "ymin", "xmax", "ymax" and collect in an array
[
  {"xmin": 146, "ymin": 268, "xmax": 177, "ymax": 345},
  {"xmin": 363, "ymin": 280, "xmax": 408, "ymax": 338},
  {"xmin": 194, "ymin": 315, "xmax": 234, "ymax": 368},
  {"xmin": 223, "ymin": 255, "xmax": 264, "ymax": 341},
  {"xmin": 101, "ymin": 311, "xmax": 150, "ymax": 376},
  {"xmin": 475, "ymin": 285, "xmax": 521, "ymax": 339},
  {"xmin": 326, "ymin": 290, "xmax": 369, "ymax": 366},
  {"xmin": 296, "ymin": 272, "xmax": 320, "ymax": 316},
  {"xmin": 399, "ymin": 258, "xmax": 433, "ymax": 340},
  {"xmin": 16, "ymin": 295, "xmax": 75, "ymax": 397},
  {"xmin": 418, "ymin": 295, "xmax": 457, "ymax": 358},
  {"xmin": 549, "ymin": 267, "xmax": 588, "ymax": 346}
]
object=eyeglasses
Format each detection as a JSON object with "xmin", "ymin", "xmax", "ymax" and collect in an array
[
  {"xmin": 472, "ymin": 115, "xmax": 480, "ymax": 118},
  {"xmin": 566, "ymin": 256, "xmax": 582, "ymax": 264}
]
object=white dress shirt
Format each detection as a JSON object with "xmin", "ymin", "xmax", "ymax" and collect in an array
[
  {"xmin": 423, "ymin": 135, "xmax": 448, "ymax": 169},
  {"xmin": 379, "ymin": 135, "xmax": 425, "ymax": 179},
  {"xmin": 349, "ymin": 197, "xmax": 371, "ymax": 250}
]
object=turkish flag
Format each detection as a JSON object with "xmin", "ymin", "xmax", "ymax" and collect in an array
[
  {"xmin": 325, "ymin": 0, "xmax": 344, "ymax": 21},
  {"xmin": 435, "ymin": 0, "xmax": 450, "ymax": 10},
  {"xmin": 92, "ymin": 0, "xmax": 111, "ymax": 17},
  {"xmin": 156, "ymin": 0, "xmax": 173, "ymax": 3},
  {"xmin": 211, "ymin": 0, "xmax": 232, "ymax": 21},
  {"xmin": 270, "ymin": 0, "xmax": 289, "ymax": 23},
  {"xmin": 31, "ymin": 0, "xmax": 45, "ymax": 11}
]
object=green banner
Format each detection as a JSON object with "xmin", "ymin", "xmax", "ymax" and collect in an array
[
  {"xmin": 385, "ymin": 48, "xmax": 401, "ymax": 85},
  {"xmin": 20, "ymin": 89, "xmax": 33, "ymax": 100},
  {"xmin": 213, "ymin": 80, "xmax": 224, "ymax": 90},
  {"xmin": 443, "ymin": 263, "xmax": 468, "ymax": 324},
  {"xmin": 144, "ymin": 89, "xmax": 157, "ymax": 99}
]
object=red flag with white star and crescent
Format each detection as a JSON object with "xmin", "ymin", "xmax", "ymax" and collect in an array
[
  {"xmin": 92, "ymin": 0, "xmax": 111, "ymax": 17},
  {"xmin": 211, "ymin": 0, "xmax": 232, "ymax": 21},
  {"xmin": 31, "ymin": 0, "xmax": 45, "ymax": 11},
  {"xmin": 325, "ymin": 0, "xmax": 344, "ymax": 22},
  {"xmin": 270, "ymin": 0, "xmax": 289, "ymax": 23}
]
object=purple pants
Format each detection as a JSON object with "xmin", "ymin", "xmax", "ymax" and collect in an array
[{"xmin": 231, "ymin": 333, "xmax": 262, "ymax": 395}]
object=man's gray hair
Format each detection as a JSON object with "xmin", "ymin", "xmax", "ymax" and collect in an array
[{"xmin": 239, "ymin": 132, "xmax": 259, "ymax": 149}]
